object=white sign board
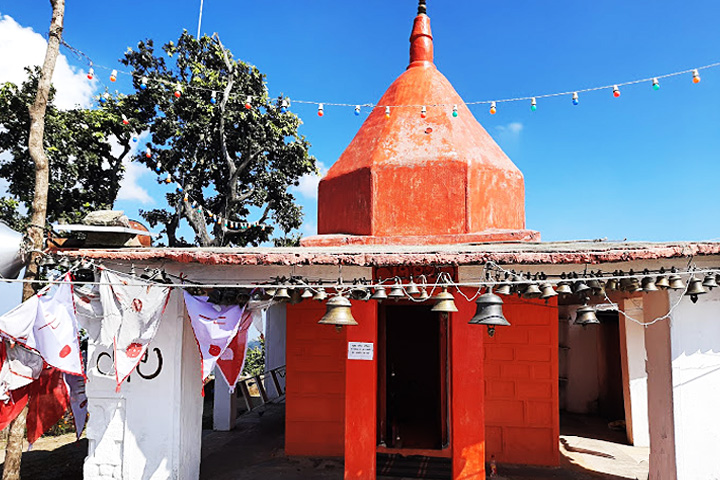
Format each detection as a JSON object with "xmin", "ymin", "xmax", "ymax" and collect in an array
[{"xmin": 348, "ymin": 342, "xmax": 374, "ymax": 361}]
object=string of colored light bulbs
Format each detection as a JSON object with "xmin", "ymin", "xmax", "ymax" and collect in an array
[{"xmin": 83, "ymin": 55, "xmax": 719, "ymax": 117}]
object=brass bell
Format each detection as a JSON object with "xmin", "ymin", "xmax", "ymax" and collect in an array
[
  {"xmin": 686, "ymin": 277, "xmax": 707, "ymax": 304},
  {"xmin": 318, "ymin": 295, "xmax": 358, "ymax": 327},
  {"xmin": 641, "ymin": 277, "xmax": 658, "ymax": 292},
  {"xmin": 301, "ymin": 288, "xmax": 314, "ymax": 299},
  {"xmin": 289, "ymin": 288, "xmax": 303, "ymax": 304},
  {"xmin": 556, "ymin": 282, "xmax": 573, "ymax": 295},
  {"xmin": 668, "ymin": 275, "xmax": 685, "ymax": 290},
  {"xmin": 605, "ymin": 278, "xmax": 618, "ymax": 291},
  {"xmin": 495, "ymin": 283, "xmax": 512, "ymax": 296},
  {"xmin": 38, "ymin": 255, "xmax": 57, "ymax": 269},
  {"xmin": 313, "ymin": 288, "xmax": 328, "ymax": 302},
  {"xmin": 655, "ymin": 276, "xmax": 670, "ymax": 289},
  {"xmin": 58, "ymin": 256, "xmax": 72, "ymax": 269},
  {"xmin": 351, "ymin": 285, "xmax": 370, "ymax": 301},
  {"xmin": 431, "ymin": 287, "xmax": 458, "ymax": 313},
  {"xmin": 406, "ymin": 278, "xmax": 420, "ymax": 296},
  {"xmin": 539, "ymin": 283, "xmax": 557, "ymax": 300},
  {"xmin": 388, "ymin": 281, "xmax": 406, "ymax": 301},
  {"xmin": 265, "ymin": 287, "xmax": 277, "ymax": 298},
  {"xmin": 522, "ymin": 283, "xmax": 542, "ymax": 299},
  {"xmin": 417, "ymin": 288, "xmax": 430, "ymax": 301},
  {"xmin": 370, "ymin": 286, "xmax": 388, "ymax": 301},
  {"xmin": 588, "ymin": 279, "xmax": 605, "ymax": 297},
  {"xmin": 573, "ymin": 280, "xmax": 590, "ymax": 295},
  {"xmin": 575, "ymin": 304, "xmax": 599, "ymax": 325},
  {"xmin": 274, "ymin": 287, "xmax": 291, "ymax": 301},
  {"xmin": 469, "ymin": 290, "xmax": 510, "ymax": 337},
  {"xmin": 702, "ymin": 274, "xmax": 718, "ymax": 290}
]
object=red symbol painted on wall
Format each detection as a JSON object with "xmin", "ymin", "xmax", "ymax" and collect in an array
[
  {"xmin": 131, "ymin": 299, "xmax": 143, "ymax": 313},
  {"xmin": 59, "ymin": 345, "xmax": 71, "ymax": 358},
  {"xmin": 126, "ymin": 343, "xmax": 143, "ymax": 358},
  {"xmin": 208, "ymin": 345, "xmax": 222, "ymax": 357}
]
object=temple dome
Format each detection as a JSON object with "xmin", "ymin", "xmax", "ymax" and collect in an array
[{"xmin": 302, "ymin": 5, "xmax": 537, "ymax": 247}]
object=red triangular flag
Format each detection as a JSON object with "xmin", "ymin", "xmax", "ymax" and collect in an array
[{"xmin": 26, "ymin": 367, "xmax": 69, "ymax": 444}]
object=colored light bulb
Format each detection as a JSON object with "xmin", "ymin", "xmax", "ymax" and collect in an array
[
  {"xmin": 318, "ymin": 103, "xmax": 324, "ymax": 117},
  {"xmin": 155, "ymin": 162, "xmax": 161, "ymax": 172},
  {"xmin": 385, "ymin": 106, "xmax": 391, "ymax": 119},
  {"xmin": 211, "ymin": 92, "xmax": 217, "ymax": 105},
  {"xmin": 530, "ymin": 98, "xmax": 537, "ymax": 112},
  {"xmin": 421, "ymin": 106, "xmax": 427, "ymax": 118},
  {"xmin": 572, "ymin": 92, "xmax": 579, "ymax": 105},
  {"xmin": 490, "ymin": 101, "xmax": 497, "ymax": 115},
  {"xmin": 692, "ymin": 69, "xmax": 701, "ymax": 84},
  {"xmin": 354, "ymin": 105, "xmax": 361, "ymax": 116},
  {"xmin": 146, "ymin": 148, "xmax": 152, "ymax": 158},
  {"xmin": 652, "ymin": 78, "xmax": 660, "ymax": 91},
  {"xmin": 132, "ymin": 136, "xmax": 138, "ymax": 143},
  {"xmin": 184, "ymin": 195, "xmax": 189, "ymax": 202},
  {"xmin": 281, "ymin": 98, "xmax": 289, "ymax": 112},
  {"xmin": 174, "ymin": 85, "xmax": 182, "ymax": 98},
  {"xmin": 245, "ymin": 96, "xmax": 252, "ymax": 110},
  {"xmin": 140, "ymin": 77, "xmax": 147, "ymax": 90},
  {"xmin": 87, "ymin": 67, "xmax": 94, "ymax": 80},
  {"xmin": 165, "ymin": 173, "xmax": 172, "ymax": 183},
  {"xmin": 452, "ymin": 105, "xmax": 458, "ymax": 117},
  {"xmin": 110, "ymin": 70, "xmax": 117, "ymax": 82},
  {"xmin": 100, "ymin": 92, "xmax": 109, "ymax": 104},
  {"xmin": 121, "ymin": 114, "xmax": 129, "ymax": 125},
  {"xmin": 613, "ymin": 85, "xmax": 620, "ymax": 98}
]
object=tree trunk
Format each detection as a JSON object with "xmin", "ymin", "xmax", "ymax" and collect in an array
[{"xmin": 3, "ymin": 1, "xmax": 65, "ymax": 478}]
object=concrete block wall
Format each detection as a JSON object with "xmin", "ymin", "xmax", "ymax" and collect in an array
[{"xmin": 483, "ymin": 296, "xmax": 559, "ymax": 466}]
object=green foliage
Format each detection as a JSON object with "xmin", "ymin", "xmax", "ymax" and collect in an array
[
  {"xmin": 122, "ymin": 32, "xmax": 317, "ymax": 246},
  {"xmin": 242, "ymin": 336, "xmax": 265, "ymax": 377},
  {"xmin": 0, "ymin": 68, "xmax": 134, "ymax": 229}
]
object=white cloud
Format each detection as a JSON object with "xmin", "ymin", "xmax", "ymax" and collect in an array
[
  {"xmin": 495, "ymin": 122, "xmax": 523, "ymax": 139},
  {"xmin": 117, "ymin": 160, "xmax": 153, "ymax": 204},
  {"xmin": 113, "ymin": 132, "xmax": 153, "ymax": 205},
  {"xmin": 0, "ymin": 14, "xmax": 96, "ymax": 109},
  {"xmin": 301, "ymin": 220, "xmax": 317, "ymax": 237},
  {"xmin": 293, "ymin": 161, "xmax": 327, "ymax": 200}
]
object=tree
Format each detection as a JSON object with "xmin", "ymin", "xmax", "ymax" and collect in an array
[
  {"xmin": 0, "ymin": 69, "xmax": 133, "ymax": 230},
  {"xmin": 122, "ymin": 32, "xmax": 317, "ymax": 247},
  {"xmin": 2, "ymin": 2, "xmax": 65, "ymax": 478}
]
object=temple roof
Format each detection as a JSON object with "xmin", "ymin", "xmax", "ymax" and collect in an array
[{"xmin": 65, "ymin": 241, "xmax": 720, "ymax": 267}]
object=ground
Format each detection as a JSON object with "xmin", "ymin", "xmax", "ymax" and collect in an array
[{"xmin": 0, "ymin": 405, "xmax": 649, "ymax": 479}]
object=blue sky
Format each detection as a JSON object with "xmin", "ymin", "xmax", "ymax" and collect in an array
[{"xmin": 1, "ymin": 0, "xmax": 720, "ymax": 246}]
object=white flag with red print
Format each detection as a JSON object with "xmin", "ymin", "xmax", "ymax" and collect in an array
[
  {"xmin": 184, "ymin": 292, "xmax": 246, "ymax": 382},
  {"xmin": 35, "ymin": 278, "xmax": 83, "ymax": 376},
  {"xmin": 100, "ymin": 271, "xmax": 171, "ymax": 391},
  {"xmin": 0, "ymin": 295, "xmax": 39, "ymax": 346},
  {"xmin": 216, "ymin": 310, "xmax": 254, "ymax": 393},
  {"xmin": 64, "ymin": 373, "xmax": 88, "ymax": 440}
]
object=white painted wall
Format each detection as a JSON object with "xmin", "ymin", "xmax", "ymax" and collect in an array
[
  {"xmin": 669, "ymin": 288, "xmax": 720, "ymax": 479},
  {"xmin": 619, "ymin": 298, "xmax": 649, "ymax": 447},
  {"xmin": 84, "ymin": 291, "xmax": 202, "ymax": 480},
  {"xmin": 264, "ymin": 303, "xmax": 286, "ymax": 397}
]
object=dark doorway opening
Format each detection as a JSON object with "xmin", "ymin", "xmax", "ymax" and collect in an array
[{"xmin": 378, "ymin": 304, "xmax": 448, "ymax": 450}]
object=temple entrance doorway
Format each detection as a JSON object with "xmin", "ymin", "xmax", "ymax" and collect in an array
[{"xmin": 378, "ymin": 304, "xmax": 449, "ymax": 451}]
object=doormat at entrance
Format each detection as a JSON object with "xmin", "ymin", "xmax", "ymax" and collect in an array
[{"xmin": 377, "ymin": 453, "xmax": 451, "ymax": 479}]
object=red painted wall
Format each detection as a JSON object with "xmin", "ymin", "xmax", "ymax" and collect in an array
[
  {"xmin": 285, "ymin": 294, "xmax": 560, "ymax": 469},
  {"xmin": 344, "ymin": 301, "xmax": 378, "ymax": 480},
  {"xmin": 285, "ymin": 301, "xmax": 347, "ymax": 456},
  {"xmin": 483, "ymin": 296, "xmax": 559, "ymax": 466},
  {"xmin": 453, "ymin": 290, "xmax": 487, "ymax": 479}
]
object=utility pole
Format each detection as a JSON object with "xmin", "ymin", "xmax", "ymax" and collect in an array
[{"xmin": 2, "ymin": 1, "xmax": 65, "ymax": 478}]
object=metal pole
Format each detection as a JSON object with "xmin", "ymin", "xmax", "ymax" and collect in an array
[{"xmin": 197, "ymin": 0, "xmax": 204, "ymax": 38}]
